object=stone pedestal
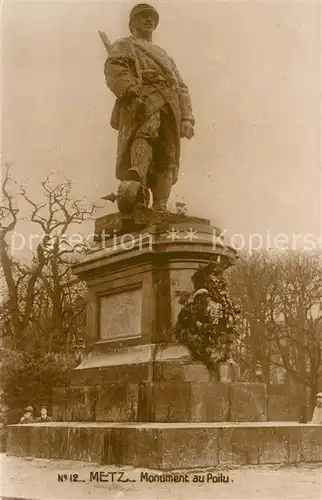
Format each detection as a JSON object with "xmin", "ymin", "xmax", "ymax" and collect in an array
[
  {"xmin": 72, "ymin": 216, "xmax": 234, "ymax": 383},
  {"xmin": 74, "ymin": 215, "xmax": 231, "ymax": 349},
  {"xmin": 56, "ymin": 215, "xmax": 267, "ymax": 424}
]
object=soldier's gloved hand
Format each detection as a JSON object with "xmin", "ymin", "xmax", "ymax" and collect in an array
[{"xmin": 181, "ymin": 120, "xmax": 194, "ymax": 140}]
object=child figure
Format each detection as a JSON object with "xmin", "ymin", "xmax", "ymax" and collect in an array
[
  {"xmin": 36, "ymin": 406, "xmax": 52, "ymax": 423},
  {"xmin": 19, "ymin": 406, "xmax": 35, "ymax": 424}
]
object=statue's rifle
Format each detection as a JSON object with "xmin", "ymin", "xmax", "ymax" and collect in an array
[
  {"xmin": 98, "ymin": 30, "xmax": 142, "ymax": 84},
  {"xmin": 98, "ymin": 31, "xmax": 112, "ymax": 53},
  {"xmin": 98, "ymin": 31, "xmax": 116, "ymax": 203}
]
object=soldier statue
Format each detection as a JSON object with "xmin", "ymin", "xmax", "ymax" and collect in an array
[{"xmin": 103, "ymin": 3, "xmax": 195, "ymax": 213}]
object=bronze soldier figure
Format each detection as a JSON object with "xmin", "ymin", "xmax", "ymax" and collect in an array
[{"xmin": 104, "ymin": 3, "xmax": 195, "ymax": 212}]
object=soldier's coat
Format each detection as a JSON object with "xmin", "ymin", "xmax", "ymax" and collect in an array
[{"xmin": 104, "ymin": 35, "xmax": 194, "ymax": 184}]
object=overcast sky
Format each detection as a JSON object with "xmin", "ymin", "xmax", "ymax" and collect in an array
[{"xmin": 2, "ymin": 0, "xmax": 321, "ymax": 248}]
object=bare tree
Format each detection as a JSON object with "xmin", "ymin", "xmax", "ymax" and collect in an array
[
  {"xmin": 229, "ymin": 249, "xmax": 322, "ymax": 416},
  {"xmin": 228, "ymin": 251, "xmax": 278, "ymax": 383},
  {"xmin": 268, "ymin": 251, "xmax": 322, "ymax": 414},
  {"xmin": 0, "ymin": 164, "xmax": 98, "ymax": 352}
]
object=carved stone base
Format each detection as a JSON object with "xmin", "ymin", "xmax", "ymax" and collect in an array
[
  {"xmin": 94, "ymin": 207, "xmax": 219, "ymax": 240},
  {"xmin": 71, "ymin": 343, "xmax": 212, "ymax": 384},
  {"xmin": 52, "ymin": 380, "xmax": 267, "ymax": 423}
]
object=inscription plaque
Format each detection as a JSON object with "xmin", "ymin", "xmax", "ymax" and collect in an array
[{"xmin": 99, "ymin": 288, "xmax": 142, "ymax": 340}]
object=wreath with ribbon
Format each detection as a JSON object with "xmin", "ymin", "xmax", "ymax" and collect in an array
[{"xmin": 175, "ymin": 258, "xmax": 240, "ymax": 370}]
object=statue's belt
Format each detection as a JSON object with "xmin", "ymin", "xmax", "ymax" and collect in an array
[{"xmin": 141, "ymin": 69, "xmax": 174, "ymax": 87}]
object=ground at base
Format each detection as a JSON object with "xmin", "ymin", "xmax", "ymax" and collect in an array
[{"xmin": 1, "ymin": 454, "xmax": 321, "ymax": 500}]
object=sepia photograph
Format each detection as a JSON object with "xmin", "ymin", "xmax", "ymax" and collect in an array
[{"xmin": 1, "ymin": 0, "xmax": 322, "ymax": 498}]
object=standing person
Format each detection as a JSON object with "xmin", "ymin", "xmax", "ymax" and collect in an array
[
  {"xmin": 36, "ymin": 406, "xmax": 52, "ymax": 423},
  {"xmin": 19, "ymin": 406, "xmax": 35, "ymax": 424},
  {"xmin": 104, "ymin": 3, "xmax": 195, "ymax": 212}
]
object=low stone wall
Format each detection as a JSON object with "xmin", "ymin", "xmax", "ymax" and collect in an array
[
  {"xmin": 6, "ymin": 422, "xmax": 322, "ymax": 468},
  {"xmin": 0, "ymin": 423, "xmax": 6, "ymax": 452}
]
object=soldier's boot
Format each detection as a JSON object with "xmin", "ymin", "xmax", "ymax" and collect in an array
[
  {"xmin": 151, "ymin": 168, "xmax": 173, "ymax": 211},
  {"xmin": 127, "ymin": 138, "xmax": 153, "ymax": 207}
]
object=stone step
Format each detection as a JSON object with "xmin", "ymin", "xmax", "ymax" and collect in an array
[
  {"xmin": 6, "ymin": 422, "xmax": 322, "ymax": 468},
  {"xmin": 53, "ymin": 382, "xmax": 267, "ymax": 423}
]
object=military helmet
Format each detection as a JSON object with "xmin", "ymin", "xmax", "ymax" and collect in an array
[{"xmin": 129, "ymin": 3, "xmax": 159, "ymax": 32}]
